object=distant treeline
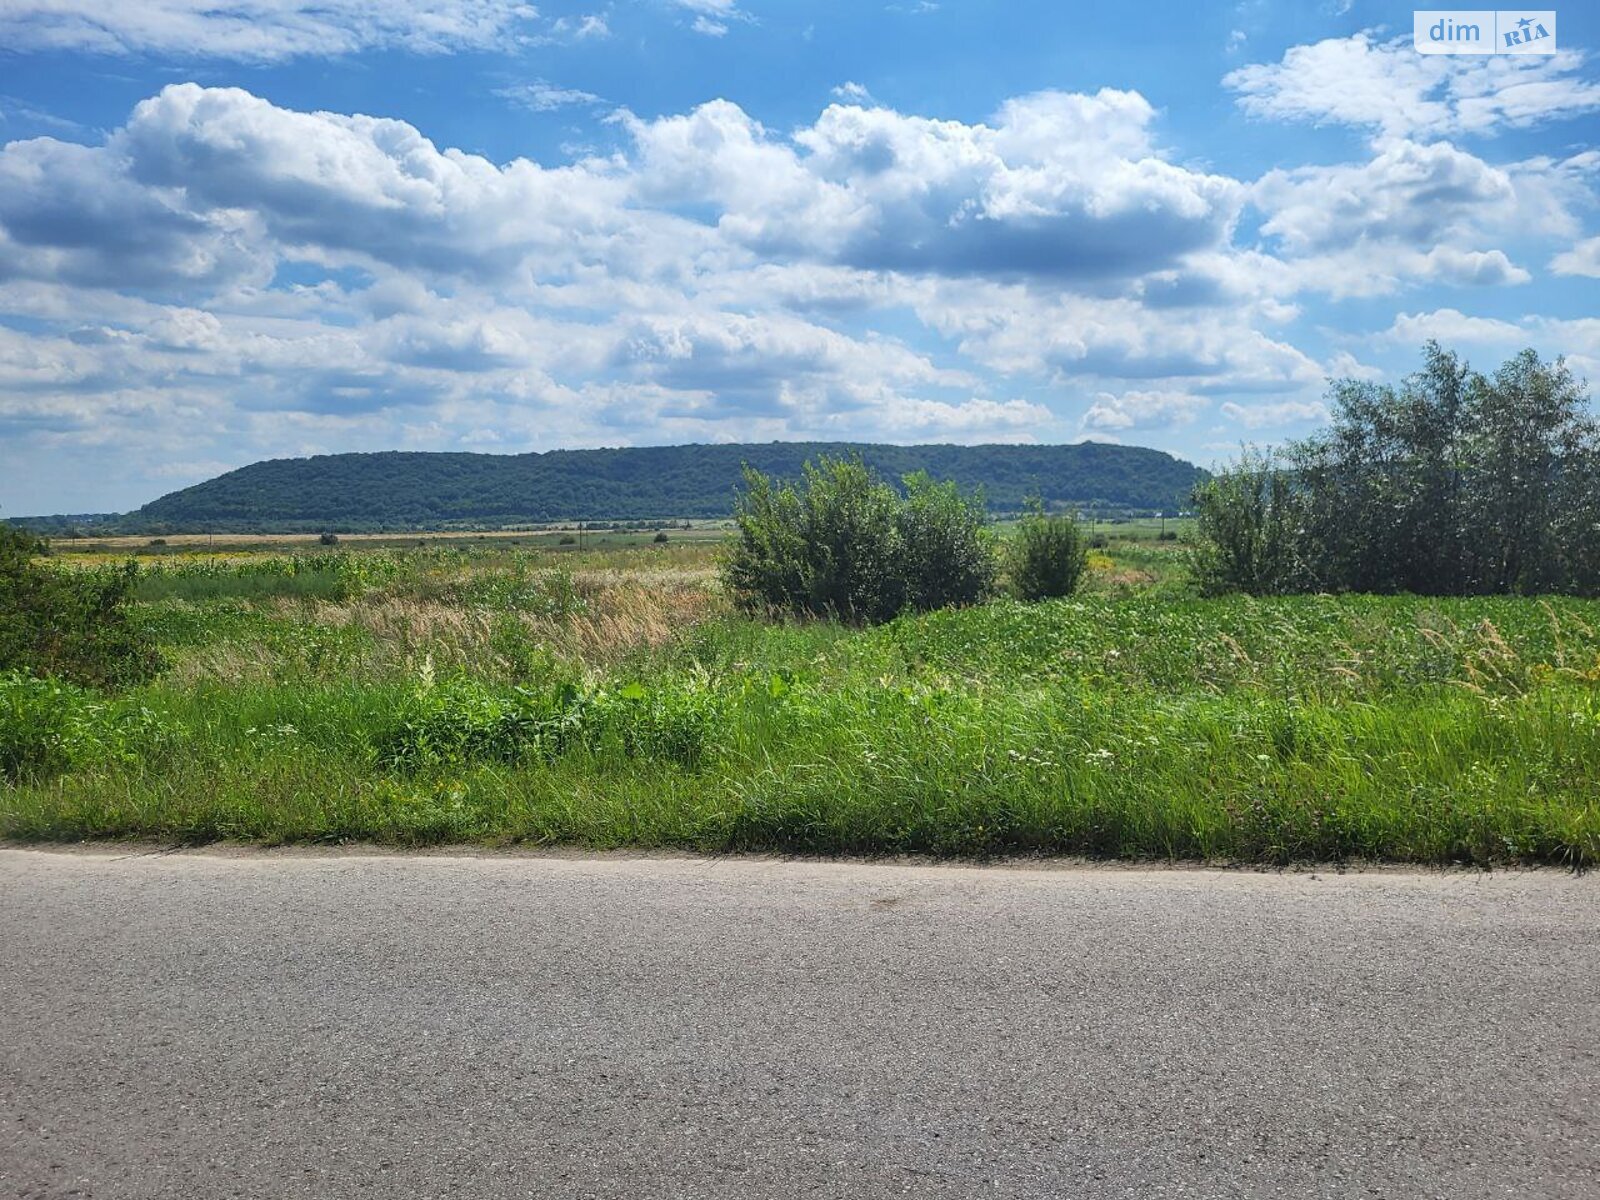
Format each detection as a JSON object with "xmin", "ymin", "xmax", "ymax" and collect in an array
[{"xmin": 13, "ymin": 442, "xmax": 1206, "ymax": 535}]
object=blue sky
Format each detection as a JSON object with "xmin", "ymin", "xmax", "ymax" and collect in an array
[{"xmin": 1, "ymin": 1, "xmax": 1598, "ymax": 514}]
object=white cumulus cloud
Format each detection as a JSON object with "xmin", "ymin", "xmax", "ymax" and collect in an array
[
  {"xmin": 1226, "ymin": 33, "xmax": 1600, "ymax": 138},
  {"xmin": 1081, "ymin": 390, "xmax": 1209, "ymax": 432},
  {"xmin": 1551, "ymin": 236, "xmax": 1600, "ymax": 278}
]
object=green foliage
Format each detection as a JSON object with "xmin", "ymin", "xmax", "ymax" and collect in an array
[
  {"xmin": 723, "ymin": 456, "xmax": 994, "ymax": 623},
  {"xmin": 0, "ymin": 673, "xmax": 86, "ymax": 780},
  {"xmin": 115, "ymin": 442, "xmax": 1206, "ymax": 532},
  {"xmin": 1196, "ymin": 343, "xmax": 1600, "ymax": 597},
  {"xmin": 896, "ymin": 472, "xmax": 999, "ymax": 612},
  {"xmin": 8, "ymin": 591, "xmax": 1600, "ymax": 864},
  {"xmin": 724, "ymin": 457, "xmax": 903, "ymax": 622},
  {"xmin": 1188, "ymin": 449, "xmax": 1302, "ymax": 597},
  {"xmin": 379, "ymin": 677, "xmax": 579, "ymax": 770},
  {"xmin": 379, "ymin": 674, "xmax": 723, "ymax": 772},
  {"xmin": 0, "ymin": 672, "xmax": 171, "ymax": 782},
  {"xmin": 1006, "ymin": 502, "xmax": 1088, "ymax": 600},
  {"xmin": 1462, "ymin": 348, "xmax": 1597, "ymax": 594},
  {"xmin": 439, "ymin": 562, "xmax": 585, "ymax": 616},
  {"xmin": 0, "ymin": 525, "xmax": 161, "ymax": 686},
  {"xmin": 1290, "ymin": 342, "xmax": 1472, "ymax": 593},
  {"xmin": 875, "ymin": 592, "xmax": 1600, "ymax": 699}
]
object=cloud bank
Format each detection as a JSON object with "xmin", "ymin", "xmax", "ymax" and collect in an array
[{"xmin": 2, "ymin": 27, "xmax": 1596, "ymax": 510}]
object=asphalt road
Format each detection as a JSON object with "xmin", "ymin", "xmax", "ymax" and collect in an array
[{"xmin": 2, "ymin": 848, "xmax": 1597, "ymax": 1199}]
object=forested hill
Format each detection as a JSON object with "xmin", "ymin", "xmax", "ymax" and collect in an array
[{"xmin": 126, "ymin": 442, "xmax": 1205, "ymax": 532}]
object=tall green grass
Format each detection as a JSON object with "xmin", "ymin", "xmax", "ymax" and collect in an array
[
  {"xmin": 4, "ymin": 676, "xmax": 1595, "ymax": 863},
  {"xmin": 5, "ymin": 547, "xmax": 1600, "ymax": 864}
]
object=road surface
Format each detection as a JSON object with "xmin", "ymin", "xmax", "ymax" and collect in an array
[{"xmin": 2, "ymin": 847, "xmax": 1597, "ymax": 1198}]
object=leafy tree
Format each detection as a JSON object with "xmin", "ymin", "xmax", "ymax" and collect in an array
[
  {"xmin": 1006, "ymin": 501, "xmax": 1088, "ymax": 601},
  {"xmin": 1293, "ymin": 342, "xmax": 1472, "ymax": 593},
  {"xmin": 1549, "ymin": 417, "xmax": 1600, "ymax": 596},
  {"xmin": 0, "ymin": 524, "xmax": 161, "ymax": 687},
  {"xmin": 1192, "ymin": 344, "xmax": 1600, "ymax": 597},
  {"xmin": 1459, "ymin": 349, "xmax": 1595, "ymax": 594}
]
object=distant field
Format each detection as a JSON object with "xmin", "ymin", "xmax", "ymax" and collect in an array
[
  {"xmin": 49, "ymin": 522, "xmax": 734, "ymax": 558},
  {"xmin": 49, "ymin": 516, "xmax": 1185, "ymax": 557},
  {"xmin": 4, "ymin": 530, "xmax": 1595, "ymax": 865}
]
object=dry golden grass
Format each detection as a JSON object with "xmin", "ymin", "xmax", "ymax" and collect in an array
[
  {"xmin": 160, "ymin": 567, "xmax": 727, "ymax": 687},
  {"xmin": 344, "ymin": 583, "xmax": 722, "ymax": 669}
]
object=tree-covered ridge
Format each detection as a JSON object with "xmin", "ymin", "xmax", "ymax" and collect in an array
[{"xmin": 113, "ymin": 442, "xmax": 1204, "ymax": 533}]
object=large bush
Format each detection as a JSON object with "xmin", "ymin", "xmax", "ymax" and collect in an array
[
  {"xmin": 722, "ymin": 456, "xmax": 995, "ymax": 623},
  {"xmin": 0, "ymin": 525, "xmax": 161, "ymax": 687},
  {"xmin": 1189, "ymin": 449, "xmax": 1302, "ymax": 597},
  {"xmin": 1192, "ymin": 343, "xmax": 1600, "ymax": 597},
  {"xmin": 1006, "ymin": 502, "xmax": 1088, "ymax": 601},
  {"xmin": 895, "ymin": 472, "xmax": 999, "ymax": 612}
]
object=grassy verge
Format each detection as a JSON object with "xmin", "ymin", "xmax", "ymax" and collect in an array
[
  {"xmin": 5, "ymin": 552, "xmax": 1600, "ymax": 864},
  {"xmin": 5, "ymin": 683, "xmax": 1594, "ymax": 864}
]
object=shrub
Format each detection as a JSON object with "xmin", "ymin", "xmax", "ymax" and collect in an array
[
  {"xmin": 147, "ymin": 538, "xmax": 168, "ymax": 547},
  {"xmin": 653, "ymin": 530, "xmax": 670, "ymax": 543},
  {"xmin": 1007, "ymin": 503, "xmax": 1088, "ymax": 601},
  {"xmin": 896, "ymin": 472, "xmax": 999, "ymax": 612},
  {"xmin": 1158, "ymin": 530, "xmax": 1179, "ymax": 542},
  {"xmin": 1189, "ymin": 448, "xmax": 1302, "ymax": 597},
  {"xmin": 319, "ymin": 531, "xmax": 340, "ymax": 546},
  {"xmin": 558, "ymin": 534, "xmax": 577, "ymax": 545},
  {"xmin": 723, "ymin": 456, "xmax": 904, "ymax": 623},
  {"xmin": 722, "ymin": 456, "xmax": 994, "ymax": 623},
  {"xmin": 0, "ymin": 526, "xmax": 161, "ymax": 687}
]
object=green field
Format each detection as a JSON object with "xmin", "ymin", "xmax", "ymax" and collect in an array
[{"xmin": 4, "ymin": 533, "xmax": 1597, "ymax": 865}]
